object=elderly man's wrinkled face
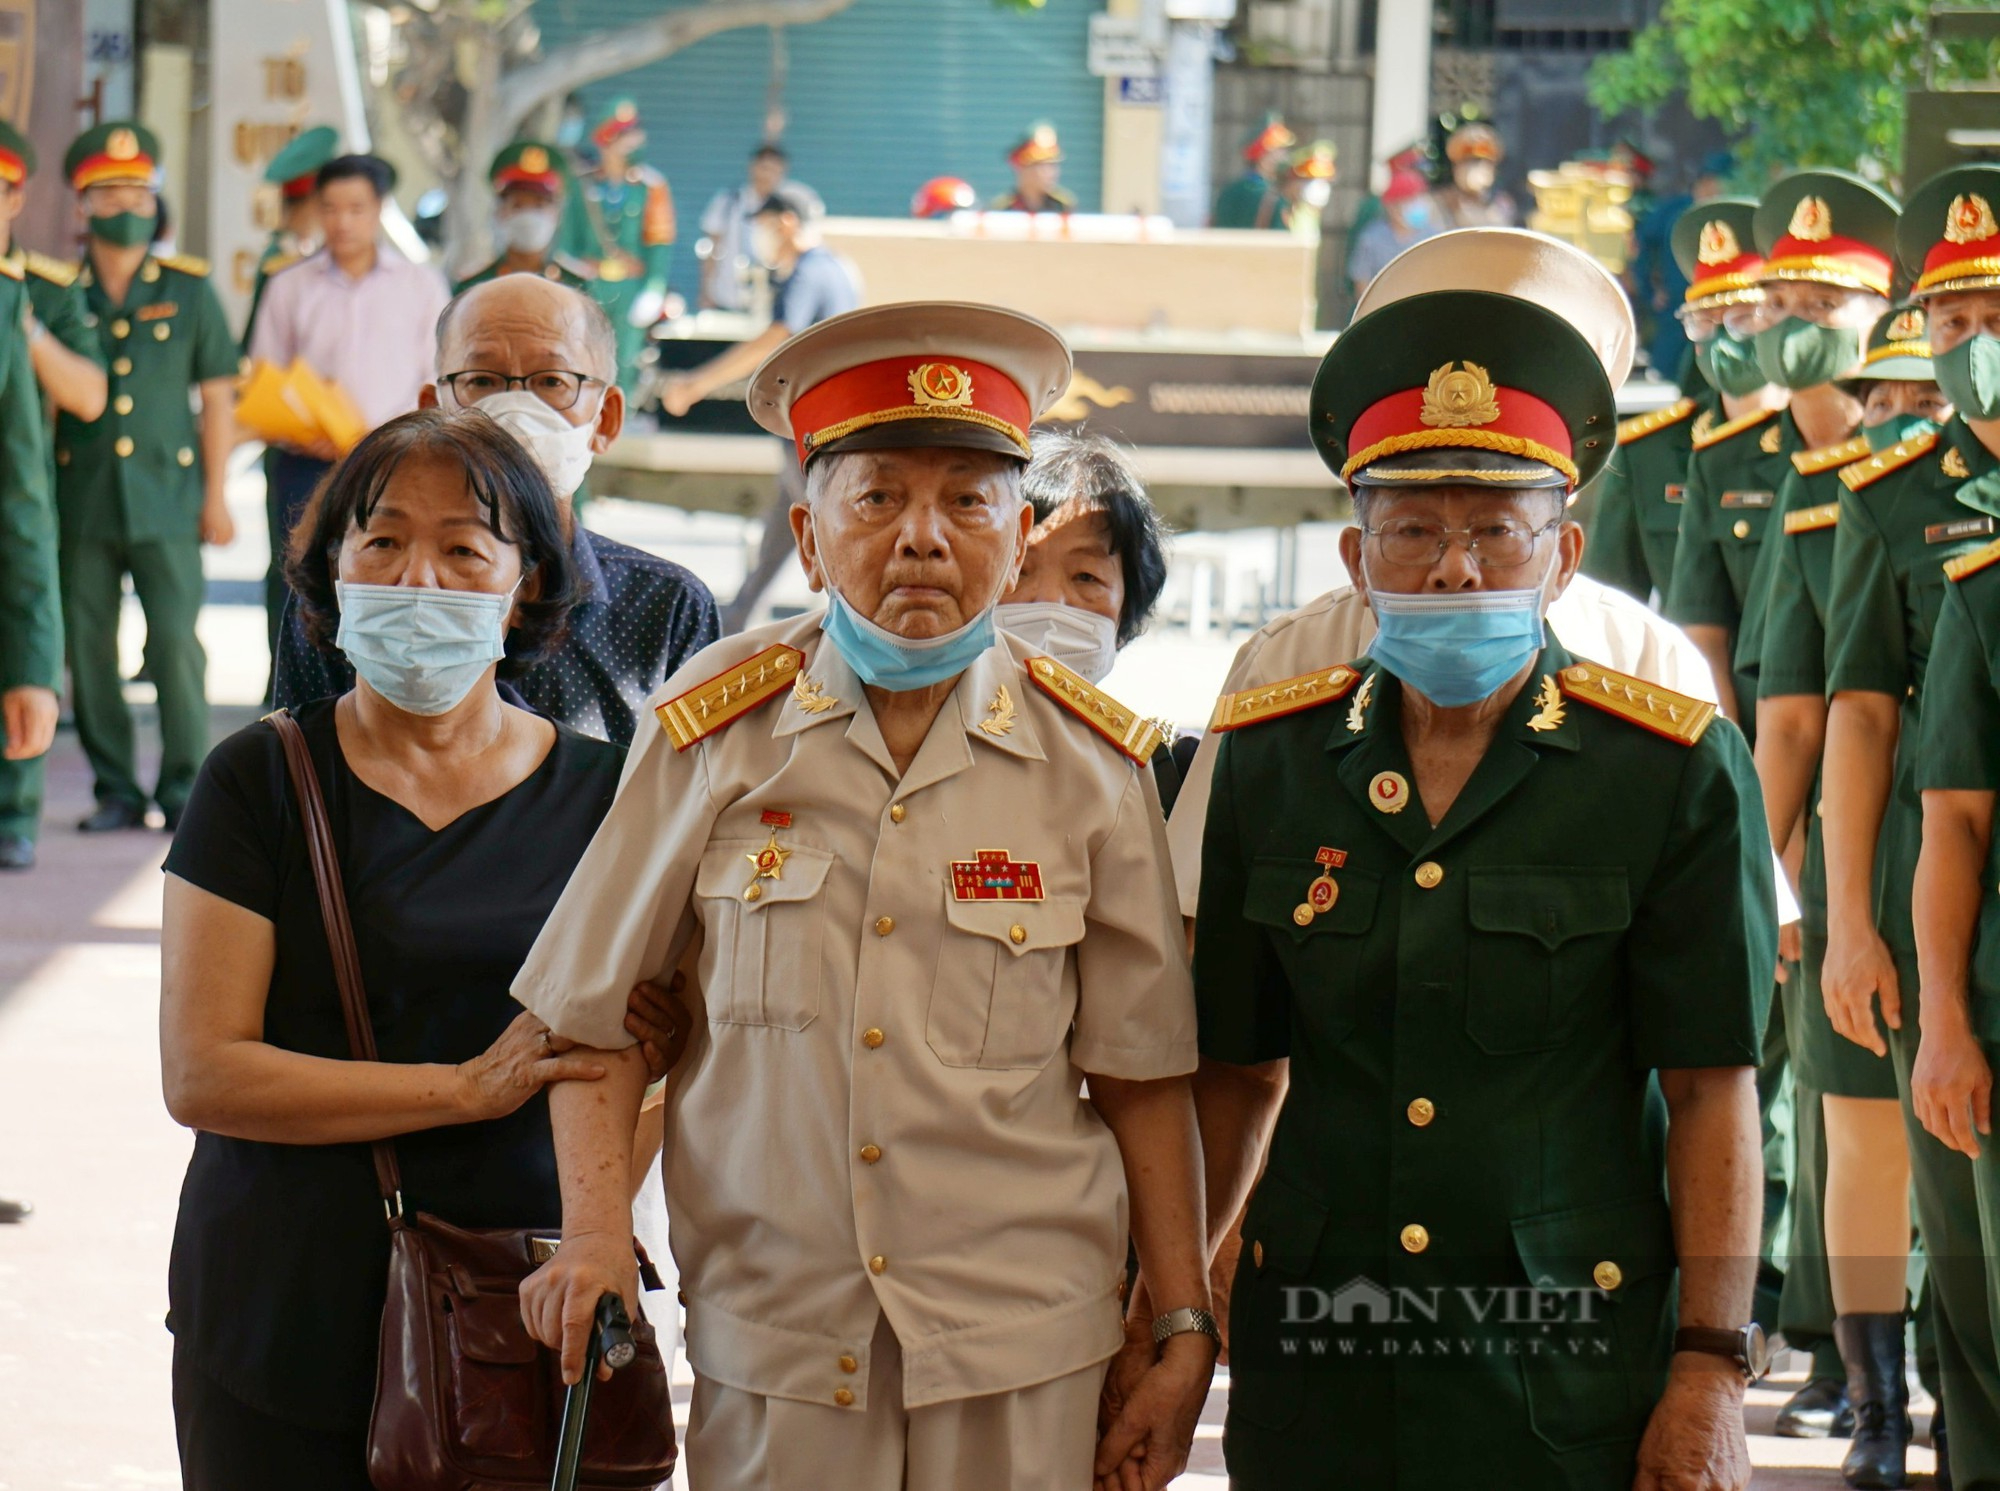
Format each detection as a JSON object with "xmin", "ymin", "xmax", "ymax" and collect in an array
[
  {"xmin": 1340, "ymin": 485, "xmax": 1583, "ymax": 605},
  {"xmin": 1927, "ymin": 290, "xmax": 2000, "ymax": 353},
  {"xmin": 426, "ymin": 276, "xmax": 623, "ymax": 449},
  {"xmin": 793, "ymin": 448, "xmax": 1032, "ymax": 638},
  {"xmin": 1004, "ymin": 503, "xmax": 1125, "ymax": 629},
  {"xmin": 1762, "ymin": 280, "xmax": 1885, "ymax": 332}
]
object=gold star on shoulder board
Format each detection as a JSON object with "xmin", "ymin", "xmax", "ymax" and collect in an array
[
  {"xmin": 1526, "ymin": 674, "xmax": 1566, "ymax": 732},
  {"xmin": 980, "ymin": 685, "xmax": 1018, "ymax": 737}
]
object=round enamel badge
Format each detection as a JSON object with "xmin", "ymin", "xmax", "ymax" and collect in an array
[{"xmin": 1369, "ymin": 770, "xmax": 1411, "ymax": 814}]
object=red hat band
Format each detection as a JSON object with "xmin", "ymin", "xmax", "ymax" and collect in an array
[
  {"xmin": 280, "ymin": 172, "xmax": 317, "ymax": 200},
  {"xmin": 0, "ymin": 149, "xmax": 23, "ymax": 188},
  {"xmin": 1761, "ymin": 231, "xmax": 1893, "ymax": 296},
  {"xmin": 790, "ymin": 355, "xmax": 1032, "ymax": 465},
  {"xmin": 1345, "ymin": 365, "xmax": 1577, "ymax": 487},
  {"xmin": 1918, "ymin": 192, "xmax": 2000, "ymax": 294},
  {"xmin": 495, "ymin": 167, "xmax": 560, "ymax": 194}
]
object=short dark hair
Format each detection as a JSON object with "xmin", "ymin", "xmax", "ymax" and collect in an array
[
  {"xmin": 317, "ymin": 153, "xmax": 394, "ymax": 199},
  {"xmin": 285, "ymin": 408, "xmax": 583, "ymax": 674},
  {"xmin": 755, "ymin": 185, "xmax": 822, "ymax": 224},
  {"xmin": 1023, "ymin": 431, "xmax": 1169, "ymax": 646},
  {"xmin": 753, "ymin": 144, "xmax": 788, "ymax": 164}
]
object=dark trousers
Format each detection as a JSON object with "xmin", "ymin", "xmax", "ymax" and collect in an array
[
  {"xmin": 0, "ymin": 752, "xmax": 43, "ymax": 842},
  {"xmin": 172, "ymin": 1343, "xmax": 372, "ymax": 1491},
  {"xmin": 265, "ymin": 448, "xmax": 333, "ymax": 662}
]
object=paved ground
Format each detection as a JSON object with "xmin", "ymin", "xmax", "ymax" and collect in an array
[{"xmin": 0, "ymin": 456, "xmax": 1940, "ymax": 1487}]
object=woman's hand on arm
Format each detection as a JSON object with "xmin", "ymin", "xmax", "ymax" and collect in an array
[{"xmin": 160, "ymin": 874, "xmax": 606, "ymax": 1143}]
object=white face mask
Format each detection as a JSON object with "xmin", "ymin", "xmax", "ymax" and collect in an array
[
  {"xmin": 1301, "ymin": 179, "xmax": 1333, "ymax": 210},
  {"xmin": 995, "ymin": 601, "xmax": 1121, "ymax": 684},
  {"xmin": 335, "ymin": 580, "xmax": 518, "ymax": 716},
  {"xmin": 474, "ymin": 389, "xmax": 599, "ymax": 499},
  {"xmin": 499, "ymin": 206, "xmax": 559, "ymax": 254}
]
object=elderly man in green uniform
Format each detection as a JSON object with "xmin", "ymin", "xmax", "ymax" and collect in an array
[
  {"xmin": 1753, "ymin": 300, "xmax": 1950, "ymax": 1463},
  {"xmin": 1211, "ymin": 115, "xmax": 1296, "ymax": 231},
  {"xmin": 1191, "ymin": 266, "xmax": 1774, "ymax": 1490},
  {"xmin": 0, "ymin": 119, "xmax": 106, "ymax": 870},
  {"xmin": 453, "ymin": 141, "xmax": 596, "ymax": 294},
  {"xmin": 560, "ymin": 99, "xmax": 674, "ymax": 394},
  {"xmin": 55, "ymin": 123, "xmax": 238, "ymax": 834},
  {"xmin": 239, "ymin": 125, "xmax": 335, "ymax": 354},
  {"xmin": 1583, "ymin": 199, "xmax": 1748, "ymax": 605},
  {"xmin": 1820, "ymin": 162, "xmax": 2000, "ymax": 1491}
]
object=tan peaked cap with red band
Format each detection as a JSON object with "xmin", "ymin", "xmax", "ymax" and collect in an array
[{"xmin": 746, "ymin": 302, "xmax": 1073, "ymax": 467}]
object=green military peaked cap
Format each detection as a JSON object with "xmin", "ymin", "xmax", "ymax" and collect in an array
[
  {"xmin": 1673, "ymin": 198, "xmax": 1764, "ymax": 308},
  {"xmin": 0, "ymin": 120, "xmax": 35, "ymax": 183},
  {"xmin": 1311, "ymin": 290, "xmax": 1617, "ymax": 492},
  {"xmin": 591, "ymin": 97, "xmax": 643, "ymax": 148},
  {"xmin": 64, "ymin": 120, "xmax": 162, "ymax": 189},
  {"xmin": 1753, "ymin": 168, "xmax": 1899, "ymax": 295},
  {"xmin": 1843, "ymin": 299, "xmax": 1936, "ymax": 385},
  {"xmin": 489, "ymin": 140, "xmax": 568, "ymax": 193},
  {"xmin": 1899, "ymin": 163, "xmax": 2000, "ymax": 296},
  {"xmin": 263, "ymin": 125, "xmax": 339, "ymax": 189}
]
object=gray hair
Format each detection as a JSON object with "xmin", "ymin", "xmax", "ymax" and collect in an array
[{"xmin": 433, "ymin": 279, "xmax": 619, "ymax": 383}]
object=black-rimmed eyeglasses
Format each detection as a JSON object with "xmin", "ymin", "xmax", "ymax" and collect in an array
[{"xmin": 440, "ymin": 369, "xmax": 606, "ymax": 412}]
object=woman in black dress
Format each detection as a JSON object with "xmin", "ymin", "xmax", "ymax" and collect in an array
[{"xmin": 158, "ymin": 409, "xmax": 623, "ymax": 1489}]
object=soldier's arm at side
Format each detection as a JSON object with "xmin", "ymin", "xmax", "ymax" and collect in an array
[
  {"xmin": 1752, "ymin": 528, "xmax": 1825, "ymax": 860},
  {"xmin": 1912, "ymin": 585, "xmax": 2000, "ymax": 1156},
  {"xmin": 0, "ymin": 306, "xmax": 60, "ymax": 758},
  {"xmin": 27, "ymin": 282, "xmax": 107, "ymax": 421},
  {"xmin": 1579, "ymin": 448, "xmax": 1650, "ymax": 601},
  {"xmin": 1664, "ymin": 455, "xmax": 1742, "ymax": 722}
]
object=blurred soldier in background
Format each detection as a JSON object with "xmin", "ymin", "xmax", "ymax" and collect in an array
[{"xmin": 561, "ymin": 98, "xmax": 676, "ymax": 393}]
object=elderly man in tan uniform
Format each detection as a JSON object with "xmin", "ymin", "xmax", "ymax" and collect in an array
[{"xmin": 515, "ymin": 303, "xmax": 1215, "ymax": 1491}]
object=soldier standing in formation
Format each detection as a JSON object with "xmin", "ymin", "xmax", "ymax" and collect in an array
[
  {"xmin": 238, "ymin": 125, "xmax": 336, "ymax": 355},
  {"xmin": 990, "ymin": 123, "xmax": 1076, "ymax": 215},
  {"xmin": 1211, "ymin": 115, "xmax": 1297, "ymax": 231},
  {"xmin": 560, "ymin": 98, "xmax": 676, "ymax": 394},
  {"xmin": 0, "ymin": 120, "xmax": 105, "ymax": 871},
  {"xmin": 453, "ymin": 141, "xmax": 597, "ymax": 295},
  {"xmin": 54, "ymin": 122, "xmax": 237, "ymax": 835}
]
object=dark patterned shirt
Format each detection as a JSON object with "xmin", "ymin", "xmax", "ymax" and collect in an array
[{"xmin": 274, "ymin": 526, "xmax": 720, "ymax": 748}]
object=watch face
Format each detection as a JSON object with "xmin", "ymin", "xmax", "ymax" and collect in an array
[{"xmin": 1744, "ymin": 1322, "xmax": 1770, "ymax": 1380}]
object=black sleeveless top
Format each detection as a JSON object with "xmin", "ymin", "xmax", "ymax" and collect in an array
[{"xmin": 162, "ymin": 699, "xmax": 623, "ymax": 1429}]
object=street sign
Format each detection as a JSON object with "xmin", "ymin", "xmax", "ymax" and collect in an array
[
  {"xmin": 1089, "ymin": 14, "xmax": 1160, "ymax": 78},
  {"xmin": 1118, "ymin": 75, "xmax": 1164, "ymax": 106}
]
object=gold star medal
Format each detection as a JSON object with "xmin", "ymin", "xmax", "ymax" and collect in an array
[{"xmin": 743, "ymin": 810, "xmax": 794, "ymax": 902}]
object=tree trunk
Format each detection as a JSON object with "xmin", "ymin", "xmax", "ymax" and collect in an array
[{"xmin": 447, "ymin": 27, "xmax": 507, "ymax": 277}]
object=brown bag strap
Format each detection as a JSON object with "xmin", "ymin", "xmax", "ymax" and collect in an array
[{"xmin": 266, "ymin": 709, "xmax": 406, "ymax": 1220}]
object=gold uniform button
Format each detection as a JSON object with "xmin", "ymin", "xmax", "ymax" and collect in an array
[
  {"xmin": 1009, "ymin": 924, "xmax": 1027, "ymax": 945},
  {"xmin": 868, "ymin": 1255, "xmax": 887, "ymax": 1275},
  {"xmin": 177, "ymin": 447, "xmax": 194, "ymax": 467},
  {"xmin": 141, "ymin": 261, "xmax": 160, "ymax": 283},
  {"xmin": 1732, "ymin": 519, "xmax": 1752, "ymax": 539},
  {"xmin": 154, "ymin": 323, "xmax": 171, "ymax": 341},
  {"xmin": 113, "ymin": 394, "xmax": 133, "ymax": 415},
  {"xmin": 1407, "ymin": 1097, "xmax": 1436, "ymax": 1127},
  {"xmin": 112, "ymin": 357, "xmax": 131, "ymax": 376},
  {"xmin": 114, "ymin": 436, "xmax": 134, "ymax": 458},
  {"xmin": 862, "ymin": 1027, "xmax": 885, "ymax": 1049},
  {"xmin": 1400, "ymin": 1223, "xmax": 1430, "ymax": 1254},
  {"xmin": 56, "ymin": 449, "xmax": 69, "ymax": 466},
  {"xmin": 1414, "ymin": 861, "xmax": 1444, "ymax": 889},
  {"xmin": 743, "ymin": 883, "xmax": 763, "ymax": 902},
  {"xmin": 833, "ymin": 1388, "xmax": 855, "ymax": 1407},
  {"xmin": 111, "ymin": 318, "xmax": 130, "ymax": 339},
  {"xmin": 889, "ymin": 804, "xmax": 906, "ymax": 824},
  {"xmin": 875, "ymin": 916, "xmax": 895, "ymax": 936},
  {"xmin": 1253, "ymin": 1240, "xmax": 1265, "ymax": 1268},
  {"xmin": 1593, "ymin": 1260, "xmax": 1623, "ymax": 1291},
  {"xmin": 859, "ymin": 1144, "xmax": 882, "ymax": 1164},
  {"xmin": 838, "ymin": 1354, "xmax": 858, "ymax": 1374}
]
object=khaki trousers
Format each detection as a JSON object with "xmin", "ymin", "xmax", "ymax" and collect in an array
[{"xmin": 684, "ymin": 1315, "xmax": 1106, "ymax": 1491}]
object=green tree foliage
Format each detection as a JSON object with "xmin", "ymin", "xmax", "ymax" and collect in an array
[{"xmin": 1589, "ymin": 0, "xmax": 1945, "ymax": 180}]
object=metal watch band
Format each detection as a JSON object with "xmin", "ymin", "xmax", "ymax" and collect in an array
[{"xmin": 1151, "ymin": 1306, "xmax": 1221, "ymax": 1347}]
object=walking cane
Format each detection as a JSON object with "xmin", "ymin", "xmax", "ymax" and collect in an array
[{"xmin": 550, "ymin": 1292, "xmax": 639, "ymax": 1491}]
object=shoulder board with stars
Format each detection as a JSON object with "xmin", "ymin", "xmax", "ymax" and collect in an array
[
  {"xmin": 22, "ymin": 252, "xmax": 77, "ymax": 287},
  {"xmin": 153, "ymin": 252, "xmax": 211, "ymax": 278},
  {"xmin": 0, "ymin": 255, "xmax": 21, "ymax": 282},
  {"xmin": 1616, "ymin": 397, "xmax": 1698, "ymax": 445},
  {"xmin": 1782, "ymin": 502, "xmax": 1841, "ymax": 535},
  {"xmin": 552, "ymin": 252, "xmax": 598, "ymax": 281},
  {"xmin": 1556, "ymin": 661, "xmax": 1716, "ymax": 747},
  {"xmin": 654, "ymin": 643, "xmax": 803, "ymax": 751},
  {"xmin": 1945, "ymin": 536, "xmax": 2000, "ymax": 584},
  {"xmin": 1026, "ymin": 656, "xmax": 1163, "ymax": 765},
  {"xmin": 1840, "ymin": 429, "xmax": 1940, "ymax": 492},
  {"xmin": 1208, "ymin": 664, "xmax": 1362, "ymax": 734},
  {"xmin": 1691, "ymin": 406, "xmax": 1776, "ymax": 452},
  {"xmin": 1792, "ymin": 434, "xmax": 1871, "ymax": 475},
  {"xmin": 260, "ymin": 249, "xmax": 302, "ymax": 277}
]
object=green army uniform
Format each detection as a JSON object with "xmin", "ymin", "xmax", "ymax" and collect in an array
[
  {"xmin": 558, "ymin": 100, "xmax": 674, "ymax": 393},
  {"xmin": 57, "ymin": 122, "xmax": 240, "ymax": 823},
  {"xmin": 0, "ymin": 265, "xmax": 63, "ymax": 820},
  {"xmin": 1213, "ymin": 114, "xmax": 1297, "ymax": 230},
  {"xmin": 1583, "ymin": 393, "xmax": 1710, "ymax": 602},
  {"xmin": 453, "ymin": 139, "xmax": 598, "ymax": 296},
  {"xmin": 1198, "ymin": 284, "xmax": 1774, "ymax": 1491},
  {"xmin": 0, "ymin": 194, "xmax": 102, "ymax": 851},
  {"xmin": 240, "ymin": 126, "xmax": 337, "ymax": 356},
  {"xmin": 452, "ymin": 252, "xmax": 595, "ymax": 295}
]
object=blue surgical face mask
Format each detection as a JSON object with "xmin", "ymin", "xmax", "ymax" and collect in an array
[
  {"xmin": 335, "ymin": 579, "xmax": 518, "ymax": 716},
  {"xmin": 820, "ymin": 585, "xmax": 995, "ymax": 691},
  {"xmin": 1364, "ymin": 568, "xmax": 1550, "ymax": 708}
]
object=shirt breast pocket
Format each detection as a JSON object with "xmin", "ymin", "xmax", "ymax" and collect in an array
[
  {"xmin": 694, "ymin": 840, "xmax": 833, "ymax": 1031},
  {"xmin": 1466, "ymin": 868, "xmax": 1631, "ymax": 1054},
  {"xmin": 1242, "ymin": 859, "xmax": 1380, "ymax": 1044},
  {"xmin": 928, "ymin": 895, "xmax": 1085, "ymax": 1070}
]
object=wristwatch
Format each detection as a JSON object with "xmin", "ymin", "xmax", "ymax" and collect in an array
[
  {"xmin": 1152, "ymin": 1306, "xmax": 1221, "ymax": 1349},
  {"xmin": 1673, "ymin": 1322, "xmax": 1769, "ymax": 1383}
]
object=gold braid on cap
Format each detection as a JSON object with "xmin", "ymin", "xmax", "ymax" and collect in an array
[
  {"xmin": 1758, "ymin": 255, "xmax": 1892, "ymax": 295},
  {"xmin": 1916, "ymin": 256, "xmax": 2000, "ymax": 293},
  {"xmin": 1862, "ymin": 340, "xmax": 1932, "ymax": 366},
  {"xmin": 801, "ymin": 403, "xmax": 1031, "ymax": 457},
  {"xmin": 1341, "ymin": 427, "xmax": 1579, "ymax": 485}
]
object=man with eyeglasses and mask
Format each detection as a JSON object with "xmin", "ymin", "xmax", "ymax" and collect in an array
[
  {"xmin": 271, "ymin": 274, "xmax": 718, "ymax": 745},
  {"xmin": 1185, "ymin": 231, "xmax": 1773, "ymax": 1491},
  {"xmin": 453, "ymin": 142, "xmax": 597, "ymax": 295}
]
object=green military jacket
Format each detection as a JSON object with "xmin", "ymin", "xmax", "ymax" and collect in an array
[
  {"xmin": 1918, "ymin": 542, "xmax": 2000, "ymax": 1038},
  {"xmin": 1195, "ymin": 639, "xmax": 1773, "ymax": 1489},
  {"xmin": 1826, "ymin": 419, "xmax": 2000, "ymax": 960},
  {"xmin": 451, "ymin": 252, "xmax": 597, "ymax": 296},
  {"xmin": 1666, "ymin": 406, "xmax": 1800, "ymax": 735},
  {"xmin": 0, "ymin": 268, "xmax": 61, "ymax": 693},
  {"xmin": 239, "ymin": 231, "xmax": 304, "ymax": 354},
  {"xmin": 559, "ymin": 164, "xmax": 673, "ymax": 284},
  {"xmin": 11, "ymin": 250, "xmax": 104, "ymax": 430},
  {"xmin": 1213, "ymin": 172, "xmax": 1288, "ymax": 231},
  {"xmin": 54, "ymin": 252, "xmax": 240, "ymax": 546},
  {"xmin": 1584, "ymin": 393, "xmax": 1709, "ymax": 602}
]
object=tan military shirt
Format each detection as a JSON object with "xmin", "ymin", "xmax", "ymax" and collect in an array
[
  {"xmin": 1167, "ymin": 574, "xmax": 1722, "ymax": 917},
  {"xmin": 514, "ymin": 612, "xmax": 1196, "ymax": 1410}
]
